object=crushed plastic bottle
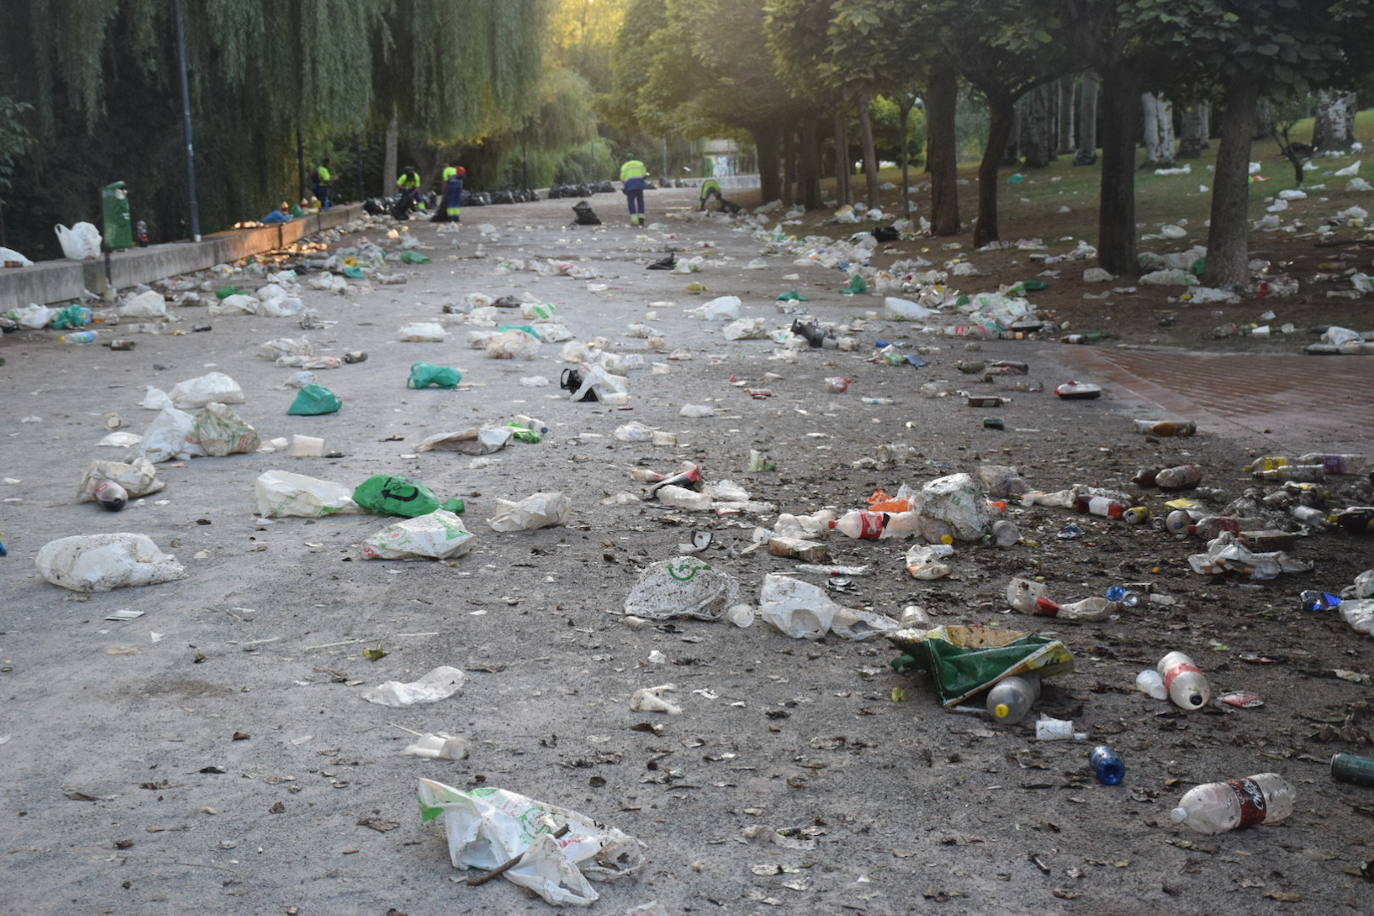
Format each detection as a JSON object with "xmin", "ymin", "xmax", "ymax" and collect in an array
[
  {"xmin": 987, "ymin": 674, "xmax": 1040, "ymax": 724},
  {"xmin": 1157, "ymin": 651, "xmax": 1210, "ymax": 710},
  {"xmin": 1134, "ymin": 419, "xmax": 1196, "ymax": 437},
  {"xmin": 1135, "ymin": 669, "xmax": 1168, "ymax": 700},
  {"xmin": 830, "ymin": 509, "xmax": 919, "ymax": 539},
  {"xmin": 1156, "ymin": 465, "xmax": 1203, "ymax": 489},
  {"xmin": 1090, "ymin": 746, "xmax": 1125, "ymax": 785},
  {"xmin": 1298, "ymin": 590, "xmax": 1342, "ymax": 612},
  {"xmin": 1170, "ymin": 773, "xmax": 1294, "ymax": 834}
]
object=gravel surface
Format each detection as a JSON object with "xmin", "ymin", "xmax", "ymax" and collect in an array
[{"xmin": 2, "ymin": 189, "xmax": 1372, "ymax": 914}]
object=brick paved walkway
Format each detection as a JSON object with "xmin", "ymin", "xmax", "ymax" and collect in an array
[{"xmin": 1054, "ymin": 346, "xmax": 1374, "ymax": 452}]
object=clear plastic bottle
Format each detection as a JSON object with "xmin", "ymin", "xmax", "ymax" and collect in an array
[
  {"xmin": 654, "ymin": 485, "xmax": 711, "ymax": 510},
  {"xmin": 1034, "ymin": 596, "xmax": 1117, "ymax": 621},
  {"xmin": 1291, "ymin": 505, "xmax": 1330, "ymax": 528},
  {"xmin": 830, "ymin": 509, "xmax": 918, "ymax": 539},
  {"xmin": 1072, "ymin": 494, "xmax": 1149, "ymax": 523},
  {"xmin": 59, "ymin": 330, "xmax": 98, "ymax": 344},
  {"xmin": 987, "ymin": 673, "xmax": 1040, "ymax": 724},
  {"xmin": 1300, "ymin": 453, "xmax": 1366, "ymax": 475},
  {"xmin": 1170, "ymin": 773, "xmax": 1295, "ymax": 834},
  {"xmin": 1155, "ymin": 465, "xmax": 1203, "ymax": 489},
  {"xmin": 1157, "ymin": 651, "xmax": 1210, "ymax": 710},
  {"xmin": 1006, "ymin": 577, "xmax": 1046, "ymax": 612},
  {"xmin": 1255, "ymin": 465, "xmax": 1324, "ymax": 482}
]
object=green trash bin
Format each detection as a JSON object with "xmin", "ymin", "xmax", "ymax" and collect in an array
[{"xmin": 102, "ymin": 181, "xmax": 133, "ymax": 251}]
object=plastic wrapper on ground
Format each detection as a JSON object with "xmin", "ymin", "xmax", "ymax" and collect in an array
[
  {"xmin": 417, "ymin": 427, "xmax": 512, "ymax": 455},
  {"xmin": 416, "ymin": 778, "xmax": 645, "ymax": 906},
  {"xmin": 487, "ymin": 492, "xmax": 570, "ymax": 532},
  {"xmin": 887, "ymin": 624, "xmax": 1075, "ymax": 708},
  {"xmin": 35, "ymin": 533, "xmax": 186, "ymax": 592},
  {"xmin": 191, "ymin": 403, "xmax": 260, "ymax": 456},
  {"xmin": 254, "ymin": 469, "xmax": 358, "ymax": 517},
  {"xmin": 363, "ymin": 666, "xmax": 467, "ymax": 707},
  {"xmin": 76, "ymin": 457, "xmax": 165, "ymax": 502},
  {"xmin": 169, "ymin": 371, "xmax": 245, "ymax": 409},
  {"xmin": 363, "ymin": 510, "xmax": 474, "ymax": 560},
  {"xmin": 622, "ymin": 557, "xmax": 740, "ymax": 621},
  {"xmin": 1187, "ymin": 531, "xmax": 1314, "ymax": 580}
]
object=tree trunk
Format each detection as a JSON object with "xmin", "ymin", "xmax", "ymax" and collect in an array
[
  {"xmin": 1058, "ymin": 75, "xmax": 1076, "ymax": 155},
  {"xmin": 1076, "ymin": 72, "xmax": 1099, "ymax": 163},
  {"xmin": 1020, "ymin": 84, "xmax": 1055, "ymax": 169},
  {"xmin": 752, "ymin": 125, "xmax": 781, "ymax": 203},
  {"xmin": 899, "ymin": 99, "xmax": 913, "ymax": 219},
  {"xmin": 801, "ymin": 118, "xmax": 822, "ymax": 211},
  {"xmin": 833, "ymin": 108, "xmax": 850, "ymax": 205},
  {"xmin": 1003, "ymin": 101, "xmax": 1021, "ymax": 165},
  {"xmin": 1312, "ymin": 89, "xmax": 1357, "ymax": 150},
  {"xmin": 858, "ymin": 96, "xmax": 880, "ymax": 209},
  {"xmin": 1096, "ymin": 66, "xmax": 1140, "ymax": 275},
  {"xmin": 782, "ymin": 127, "xmax": 795, "ymax": 207},
  {"xmin": 1204, "ymin": 78, "xmax": 1261, "ymax": 288},
  {"xmin": 926, "ymin": 58, "xmax": 960, "ymax": 235},
  {"xmin": 974, "ymin": 94, "xmax": 1016, "ymax": 248},
  {"xmin": 1141, "ymin": 93, "xmax": 1175, "ymax": 168},
  {"xmin": 383, "ymin": 106, "xmax": 398, "ymax": 196},
  {"xmin": 1178, "ymin": 103, "xmax": 1209, "ymax": 158}
]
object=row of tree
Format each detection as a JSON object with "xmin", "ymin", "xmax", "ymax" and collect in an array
[{"xmin": 611, "ymin": 0, "xmax": 1374, "ymax": 285}]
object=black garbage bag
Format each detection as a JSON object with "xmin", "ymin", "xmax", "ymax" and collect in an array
[
  {"xmin": 572, "ymin": 200, "xmax": 601, "ymax": 226},
  {"xmin": 872, "ymin": 226, "xmax": 899, "ymax": 243}
]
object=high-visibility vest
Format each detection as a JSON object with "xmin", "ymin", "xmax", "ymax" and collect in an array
[
  {"xmin": 397, "ymin": 172, "xmax": 420, "ymax": 189},
  {"xmin": 620, "ymin": 160, "xmax": 647, "ymax": 181},
  {"xmin": 442, "ymin": 166, "xmax": 457, "ymax": 182},
  {"xmin": 316, "ymin": 165, "xmax": 331, "ymax": 184}
]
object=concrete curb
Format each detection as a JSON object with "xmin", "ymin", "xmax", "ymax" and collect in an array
[{"xmin": 0, "ymin": 203, "xmax": 366, "ymax": 311}]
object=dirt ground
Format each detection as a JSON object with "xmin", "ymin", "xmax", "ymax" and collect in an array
[{"xmin": 2, "ymin": 187, "xmax": 1373, "ymax": 915}]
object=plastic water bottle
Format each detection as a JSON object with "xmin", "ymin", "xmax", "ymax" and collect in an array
[
  {"xmin": 1090, "ymin": 746, "xmax": 1125, "ymax": 785},
  {"xmin": 1134, "ymin": 419, "xmax": 1196, "ymax": 437},
  {"xmin": 1170, "ymin": 773, "xmax": 1295, "ymax": 834},
  {"xmin": 1157, "ymin": 651, "xmax": 1210, "ymax": 710},
  {"xmin": 1155, "ymin": 465, "xmax": 1203, "ymax": 489},
  {"xmin": 1072, "ymin": 494, "xmax": 1149, "ymax": 523},
  {"xmin": 60, "ymin": 330, "xmax": 98, "ymax": 344},
  {"xmin": 94, "ymin": 481, "xmax": 128, "ymax": 512},
  {"xmin": 1291, "ymin": 505, "xmax": 1330, "ymax": 528},
  {"xmin": 986, "ymin": 674, "xmax": 1040, "ymax": 724},
  {"xmin": 830, "ymin": 509, "xmax": 918, "ymax": 539}
]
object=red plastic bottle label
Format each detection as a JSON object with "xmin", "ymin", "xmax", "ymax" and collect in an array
[
  {"xmin": 1226, "ymin": 778, "xmax": 1268, "ymax": 827},
  {"xmin": 1032, "ymin": 596, "xmax": 1061, "ymax": 617},
  {"xmin": 1162, "ymin": 663, "xmax": 1202, "ymax": 690},
  {"xmin": 858, "ymin": 512, "xmax": 887, "ymax": 539}
]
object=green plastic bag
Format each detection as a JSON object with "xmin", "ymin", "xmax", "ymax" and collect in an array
[
  {"xmin": 1019, "ymin": 279, "xmax": 1049, "ymax": 292},
  {"xmin": 776, "ymin": 290, "xmax": 808, "ymax": 302},
  {"xmin": 51, "ymin": 305, "xmax": 88, "ymax": 329},
  {"xmin": 407, "ymin": 362, "xmax": 461, "ymax": 389},
  {"xmin": 353, "ymin": 474, "xmax": 462, "ymax": 518},
  {"xmin": 841, "ymin": 275, "xmax": 868, "ymax": 295},
  {"xmin": 287, "ymin": 384, "xmax": 342, "ymax": 416},
  {"xmin": 216, "ymin": 285, "xmax": 248, "ymax": 300},
  {"xmin": 888, "ymin": 624, "xmax": 1074, "ymax": 708},
  {"xmin": 1190, "ymin": 256, "xmax": 1206, "ymax": 277},
  {"xmin": 399, "ymin": 250, "xmax": 431, "ymax": 264},
  {"xmin": 498, "ymin": 324, "xmax": 539, "ymax": 339},
  {"xmin": 505, "ymin": 424, "xmax": 542, "ymax": 444},
  {"xmin": 343, "ymin": 266, "xmax": 366, "ymax": 279}
]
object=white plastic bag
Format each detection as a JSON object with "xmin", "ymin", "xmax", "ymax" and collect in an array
[
  {"xmin": 696, "ymin": 295, "xmax": 740, "ymax": 320},
  {"xmin": 190, "ymin": 403, "xmax": 260, "ymax": 456},
  {"xmin": 723, "ymin": 317, "xmax": 768, "ymax": 341},
  {"xmin": 623, "ymin": 557, "xmax": 740, "ymax": 621},
  {"xmin": 1342, "ymin": 599, "xmax": 1374, "ymax": 636},
  {"xmin": 140, "ymin": 386, "xmax": 174, "ymax": 410},
  {"xmin": 169, "ymin": 371, "xmax": 244, "ymax": 409},
  {"xmin": 253, "ymin": 469, "xmax": 357, "ymax": 517},
  {"xmin": 120, "ymin": 290, "xmax": 169, "ymax": 319},
  {"xmin": 207, "ymin": 294, "xmax": 259, "ymax": 316},
  {"xmin": 54, "ymin": 222, "xmax": 102, "ymax": 260},
  {"xmin": 416, "ymin": 778, "xmax": 645, "ymax": 906},
  {"xmin": 76, "ymin": 457, "xmax": 165, "ymax": 502},
  {"xmin": 398, "ymin": 321, "xmax": 446, "ymax": 342},
  {"xmin": 1188, "ymin": 531, "xmax": 1314, "ymax": 580},
  {"xmin": 140, "ymin": 407, "xmax": 204, "ymax": 462},
  {"xmin": 417, "ymin": 427, "xmax": 512, "ymax": 455},
  {"xmin": 910, "ymin": 473, "xmax": 991, "ymax": 542},
  {"xmin": 15, "ymin": 304, "xmax": 54, "ymax": 329},
  {"xmin": 362, "ymin": 666, "xmax": 467, "ymax": 707},
  {"xmin": 571, "ymin": 365, "xmax": 628, "ymax": 402},
  {"xmin": 885, "ymin": 296, "xmax": 936, "ymax": 320},
  {"xmin": 758, "ymin": 574, "xmax": 839, "ymax": 638},
  {"xmin": 35, "ymin": 533, "xmax": 185, "ymax": 592},
  {"xmin": 487, "ymin": 492, "xmax": 570, "ymax": 532},
  {"xmin": 0, "ymin": 246, "xmax": 33, "ymax": 267},
  {"xmin": 485, "ymin": 328, "xmax": 539, "ymax": 359},
  {"xmin": 257, "ymin": 337, "xmax": 315, "ymax": 360},
  {"xmin": 362, "ymin": 510, "xmax": 475, "ymax": 560}
]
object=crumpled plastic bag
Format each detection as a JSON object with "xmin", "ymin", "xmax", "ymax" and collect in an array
[
  {"xmin": 363, "ymin": 510, "xmax": 475, "ymax": 560},
  {"xmin": 570, "ymin": 365, "xmax": 628, "ymax": 402},
  {"xmin": 54, "ymin": 221, "xmax": 101, "ymax": 260},
  {"xmin": 121, "ymin": 290, "xmax": 169, "ymax": 319},
  {"xmin": 1188, "ymin": 531, "xmax": 1314, "ymax": 580},
  {"xmin": 407, "ymin": 362, "xmax": 462, "ymax": 389},
  {"xmin": 631, "ymin": 684, "xmax": 682, "ymax": 715},
  {"xmin": 1342, "ymin": 599, "xmax": 1374, "ymax": 637},
  {"xmin": 758, "ymin": 573, "xmax": 897, "ymax": 640},
  {"xmin": 141, "ymin": 406, "xmax": 205, "ymax": 462},
  {"xmin": 885, "ymin": 296, "xmax": 937, "ymax": 320},
  {"xmin": 398, "ymin": 321, "xmax": 447, "ymax": 342},
  {"xmin": 1343, "ymin": 569, "xmax": 1374, "ymax": 599},
  {"xmin": 909, "ymin": 473, "xmax": 991, "ymax": 542},
  {"xmin": 353, "ymin": 474, "xmax": 458, "ymax": 518},
  {"xmin": 417, "ymin": 427, "xmax": 512, "ymax": 455},
  {"xmin": 906, "ymin": 543, "xmax": 955, "ymax": 580},
  {"xmin": 695, "ymin": 295, "xmax": 741, "ymax": 320},
  {"xmin": 35, "ymin": 533, "xmax": 185, "ymax": 592},
  {"xmin": 169, "ymin": 371, "xmax": 245, "ymax": 409},
  {"xmin": 623, "ymin": 557, "xmax": 741, "ymax": 621},
  {"xmin": 14, "ymin": 303, "xmax": 54, "ymax": 328},
  {"xmin": 254, "ymin": 469, "xmax": 358, "ymax": 517},
  {"xmin": 722, "ymin": 317, "xmax": 768, "ymax": 341},
  {"xmin": 487, "ymin": 491, "xmax": 571, "ymax": 532},
  {"xmin": 363, "ymin": 666, "xmax": 466, "ymax": 707},
  {"xmin": 287, "ymin": 384, "xmax": 342, "ymax": 416},
  {"xmin": 208, "ymin": 293, "xmax": 260, "ymax": 316},
  {"xmin": 190, "ymin": 403, "xmax": 260, "ymax": 456},
  {"xmin": 76, "ymin": 457, "xmax": 165, "ymax": 502},
  {"xmin": 416, "ymin": 778, "xmax": 645, "ymax": 906},
  {"xmin": 486, "ymin": 328, "xmax": 540, "ymax": 359},
  {"xmin": 257, "ymin": 337, "xmax": 314, "ymax": 360},
  {"xmin": 975, "ymin": 464, "xmax": 1031, "ymax": 499}
]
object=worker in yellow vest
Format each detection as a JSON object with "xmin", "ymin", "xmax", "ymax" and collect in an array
[
  {"xmin": 619, "ymin": 158, "xmax": 648, "ymax": 226},
  {"xmin": 313, "ymin": 159, "xmax": 333, "ymax": 211}
]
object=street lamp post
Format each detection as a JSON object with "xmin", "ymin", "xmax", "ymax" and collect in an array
[{"xmin": 173, "ymin": 0, "xmax": 201, "ymax": 241}]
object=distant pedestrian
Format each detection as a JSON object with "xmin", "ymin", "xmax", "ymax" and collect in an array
[
  {"xmin": 436, "ymin": 164, "xmax": 464, "ymax": 223},
  {"xmin": 313, "ymin": 159, "xmax": 333, "ymax": 210},
  {"xmin": 395, "ymin": 166, "xmax": 423, "ymax": 219},
  {"xmin": 619, "ymin": 157, "xmax": 648, "ymax": 226}
]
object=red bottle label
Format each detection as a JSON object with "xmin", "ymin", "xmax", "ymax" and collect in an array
[
  {"xmin": 1226, "ymin": 778, "xmax": 1268, "ymax": 828},
  {"xmin": 1162, "ymin": 663, "xmax": 1202, "ymax": 690},
  {"xmin": 858, "ymin": 512, "xmax": 887, "ymax": 539},
  {"xmin": 1032, "ymin": 596, "xmax": 1061, "ymax": 617}
]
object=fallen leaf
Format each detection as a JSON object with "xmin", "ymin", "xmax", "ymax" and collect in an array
[{"xmin": 1263, "ymin": 891, "xmax": 1301, "ymax": 902}]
